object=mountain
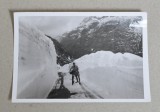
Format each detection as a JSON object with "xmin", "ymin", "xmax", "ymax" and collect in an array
[
  {"xmin": 60, "ymin": 16, "xmax": 143, "ymax": 59},
  {"xmin": 46, "ymin": 35, "xmax": 72, "ymax": 66}
]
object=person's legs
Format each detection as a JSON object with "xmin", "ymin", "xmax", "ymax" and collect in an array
[
  {"xmin": 72, "ymin": 75, "xmax": 74, "ymax": 85},
  {"xmin": 75, "ymin": 75, "xmax": 79, "ymax": 83},
  {"xmin": 60, "ymin": 77, "xmax": 64, "ymax": 89},
  {"xmin": 78, "ymin": 75, "xmax": 81, "ymax": 84}
]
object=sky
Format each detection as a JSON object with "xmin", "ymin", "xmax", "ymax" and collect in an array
[{"xmin": 20, "ymin": 16, "xmax": 85, "ymax": 39}]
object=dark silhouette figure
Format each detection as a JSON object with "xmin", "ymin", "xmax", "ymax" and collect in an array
[
  {"xmin": 70, "ymin": 62, "xmax": 81, "ymax": 85},
  {"xmin": 47, "ymin": 72, "xmax": 70, "ymax": 99},
  {"xmin": 57, "ymin": 72, "xmax": 64, "ymax": 89}
]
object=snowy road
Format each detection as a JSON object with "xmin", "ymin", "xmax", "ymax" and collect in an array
[
  {"xmin": 80, "ymin": 83, "xmax": 104, "ymax": 99},
  {"xmin": 63, "ymin": 73, "xmax": 103, "ymax": 99}
]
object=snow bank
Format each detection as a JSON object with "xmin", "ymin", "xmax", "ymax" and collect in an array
[
  {"xmin": 17, "ymin": 21, "xmax": 58, "ymax": 99},
  {"xmin": 61, "ymin": 51, "xmax": 144, "ymax": 99},
  {"xmin": 75, "ymin": 51, "xmax": 142, "ymax": 71}
]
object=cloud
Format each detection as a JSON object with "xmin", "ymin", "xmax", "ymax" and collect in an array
[{"xmin": 20, "ymin": 16, "xmax": 85, "ymax": 38}]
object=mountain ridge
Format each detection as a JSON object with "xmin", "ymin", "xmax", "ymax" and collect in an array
[{"xmin": 60, "ymin": 16, "xmax": 143, "ymax": 59}]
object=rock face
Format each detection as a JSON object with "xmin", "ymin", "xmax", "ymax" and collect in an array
[
  {"xmin": 60, "ymin": 16, "xmax": 143, "ymax": 59},
  {"xmin": 46, "ymin": 35, "xmax": 72, "ymax": 66},
  {"xmin": 17, "ymin": 22, "xmax": 58, "ymax": 99}
]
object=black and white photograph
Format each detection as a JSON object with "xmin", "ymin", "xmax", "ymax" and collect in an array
[{"xmin": 12, "ymin": 12, "xmax": 150, "ymax": 102}]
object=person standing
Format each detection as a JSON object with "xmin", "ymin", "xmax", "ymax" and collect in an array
[{"xmin": 70, "ymin": 62, "xmax": 81, "ymax": 85}]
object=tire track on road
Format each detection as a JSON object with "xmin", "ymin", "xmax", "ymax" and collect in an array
[{"xmin": 80, "ymin": 82, "xmax": 103, "ymax": 99}]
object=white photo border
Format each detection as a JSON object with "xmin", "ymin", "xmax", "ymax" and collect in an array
[{"xmin": 12, "ymin": 12, "xmax": 151, "ymax": 103}]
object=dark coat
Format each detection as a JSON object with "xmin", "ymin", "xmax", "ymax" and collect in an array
[{"xmin": 70, "ymin": 65, "xmax": 79, "ymax": 75}]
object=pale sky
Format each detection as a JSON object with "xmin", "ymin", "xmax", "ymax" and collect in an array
[{"xmin": 20, "ymin": 16, "xmax": 85, "ymax": 38}]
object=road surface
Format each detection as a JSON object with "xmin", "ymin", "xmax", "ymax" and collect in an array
[{"xmin": 63, "ymin": 73, "xmax": 103, "ymax": 99}]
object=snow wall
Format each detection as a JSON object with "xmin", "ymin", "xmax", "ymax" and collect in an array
[
  {"xmin": 61, "ymin": 51, "xmax": 144, "ymax": 99},
  {"xmin": 17, "ymin": 22, "xmax": 58, "ymax": 99}
]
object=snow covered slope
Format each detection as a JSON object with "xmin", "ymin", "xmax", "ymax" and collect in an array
[
  {"xmin": 17, "ymin": 21, "xmax": 58, "ymax": 99},
  {"xmin": 61, "ymin": 51, "xmax": 143, "ymax": 99}
]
